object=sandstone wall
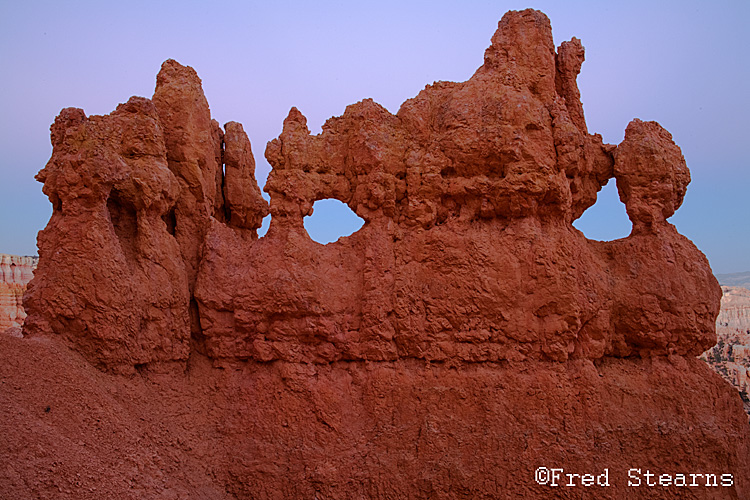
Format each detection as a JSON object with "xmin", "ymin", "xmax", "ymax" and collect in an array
[{"xmin": 717, "ymin": 285, "xmax": 750, "ymax": 329}]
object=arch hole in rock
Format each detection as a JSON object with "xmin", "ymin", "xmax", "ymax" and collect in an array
[
  {"xmin": 573, "ymin": 180, "xmax": 632, "ymax": 241},
  {"xmin": 304, "ymin": 199, "xmax": 365, "ymax": 244},
  {"xmin": 257, "ymin": 214, "xmax": 271, "ymax": 238},
  {"xmin": 107, "ymin": 188, "xmax": 139, "ymax": 262}
]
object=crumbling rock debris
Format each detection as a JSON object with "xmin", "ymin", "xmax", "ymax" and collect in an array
[{"xmin": 8, "ymin": 8, "xmax": 748, "ymax": 499}]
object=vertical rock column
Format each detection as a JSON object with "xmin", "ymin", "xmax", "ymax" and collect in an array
[
  {"xmin": 23, "ymin": 99, "xmax": 190, "ymax": 373},
  {"xmin": 152, "ymin": 59, "xmax": 227, "ymax": 343}
]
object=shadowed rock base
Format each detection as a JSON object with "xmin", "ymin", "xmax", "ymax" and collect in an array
[{"xmin": 1, "ymin": 334, "xmax": 748, "ymax": 499}]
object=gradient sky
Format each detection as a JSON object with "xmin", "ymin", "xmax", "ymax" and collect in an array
[{"xmin": 1, "ymin": 0, "xmax": 748, "ymax": 274}]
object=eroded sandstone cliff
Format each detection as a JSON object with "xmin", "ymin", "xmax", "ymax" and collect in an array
[
  {"xmin": 0, "ymin": 253, "xmax": 37, "ymax": 331},
  {"xmin": 4, "ymin": 9, "xmax": 748, "ymax": 499},
  {"xmin": 703, "ymin": 286, "xmax": 750, "ymax": 417}
]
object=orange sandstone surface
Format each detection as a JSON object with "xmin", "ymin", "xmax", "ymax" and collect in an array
[{"xmin": 2, "ymin": 9, "xmax": 748, "ymax": 499}]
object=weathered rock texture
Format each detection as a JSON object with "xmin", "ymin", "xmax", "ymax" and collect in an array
[
  {"xmin": 6, "ymin": 9, "xmax": 749, "ymax": 498},
  {"xmin": 703, "ymin": 285, "xmax": 750, "ymax": 418},
  {"xmin": 0, "ymin": 253, "xmax": 37, "ymax": 330}
]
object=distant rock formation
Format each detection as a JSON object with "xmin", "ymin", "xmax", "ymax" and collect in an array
[
  {"xmin": 703, "ymin": 285, "xmax": 750, "ymax": 418},
  {"xmin": 0, "ymin": 254, "xmax": 37, "ymax": 331},
  {"xmin": 6, "ymin": 9, "xmax": 748, "ymax": 498}
]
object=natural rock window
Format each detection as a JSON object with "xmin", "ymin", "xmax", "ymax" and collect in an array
[
  {"xmin": 257, "ymin": 213, "xmax": 271, "ymax": 238},
  {"xmin": 573, "ymin": 181, "xmax": 632, "ymax": 241},
  {"xmin": 303, "ymin": 199, "xmax": 365, "ymax": 244}
]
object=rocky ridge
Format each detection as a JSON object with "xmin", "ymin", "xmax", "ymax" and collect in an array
[
  {"xmin": 3, "ymin": 9, "xmax": 749, "ymax": 498},
  {"xmin": 717, "ymin": 271, "xmax": 750, "ymax": 289}
]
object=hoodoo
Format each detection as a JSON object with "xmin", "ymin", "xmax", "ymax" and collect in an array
[{"xmin": 3, "ymin": 9, "xmax": 748, "ymax": 499}]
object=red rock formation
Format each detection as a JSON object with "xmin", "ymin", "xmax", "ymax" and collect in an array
[
  {"xmin": 199, "ymin": 11, "xmax": 717, "ymax": 365},
  {"xmin": 0, "ymin": 254, "xmax": 37, "ymax": 330},
  {"xmin": 8, "ymin": 8, "xmax": 749, "ymax": 498},
  {"xmin": 22, "ymin": 63, "xmax": 271, "ymax": 372},
  {"xmin": 22, "ymin": 99, "xmax": 191, "ymax": 371}
]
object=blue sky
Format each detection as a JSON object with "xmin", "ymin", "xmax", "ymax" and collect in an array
[{"xmin": 1, "ymin": 0, "xmax": 748, "ymax": 274}]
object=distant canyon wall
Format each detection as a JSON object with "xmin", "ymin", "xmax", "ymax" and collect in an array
[
  {"xmin": 0, "ymin": 254, "xmax": 37, "ymax": 330},
  {"xmin": 703, "ymin": 285, "xmax": 750, "ymax": 417}
]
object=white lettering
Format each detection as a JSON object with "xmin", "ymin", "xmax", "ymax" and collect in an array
[
  {"xmin": 628, "ymin": 469, "xmax": 641, "ymax": 487},
  {"xmin": 550, "ymin": 468, "xmax": 563, "ymax": 487},
  {"xmin": 534, "ymin": 467, "xmax": 550, "ymax": 485},
  {"xmin": 644, "ymin": 469, "xmax": 656, "ymax": 486},
  {"xmin": 539, "ymin": 467, "xmax": 732, "ymax": 488},
  {"xmin": 597, "ymin": 469, "xmax": 610, "ymax": 487}
]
